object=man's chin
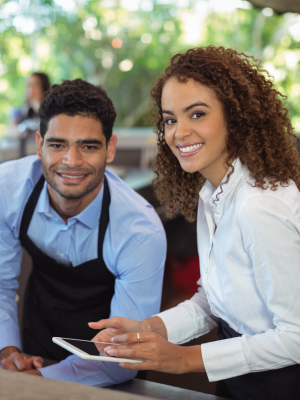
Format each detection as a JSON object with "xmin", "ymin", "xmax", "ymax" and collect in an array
[{"xmin": 56, "ymin": 190, "xmax": 87, "ymax": 200}]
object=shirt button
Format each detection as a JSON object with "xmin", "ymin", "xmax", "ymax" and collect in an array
[
  {"xmin": 60, "ymin": 253, "xmax": 65, "ymax": 258},
  {"xmin": 215, "ymin": 210, "xmax": 220, "ymax": 214}
]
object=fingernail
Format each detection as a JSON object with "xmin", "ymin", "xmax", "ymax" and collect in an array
[
  {"xmin": 36, "ymin": 362, "xmax": 42, "ymax": 368},
  {"xmin": 110, "ymin": 337, "xmax": 115, "ymax": 342},
  {"xmin": 106, "ymin": 349, "xmax": 114, "ymax": 355}
]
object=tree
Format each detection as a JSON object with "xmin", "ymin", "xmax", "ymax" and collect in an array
[{"xmin": 0, "ymin": 0, "xmax": 299, "ymax": 136}]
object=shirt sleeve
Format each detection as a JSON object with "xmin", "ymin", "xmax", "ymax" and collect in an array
[
  {"xmin": 202, "ymin": 194, "xmax": 300, "ymax": 382},
  {"xmin": 0, "ymin": 207, "xmax": 23, "ymax": 351},
  {"xmin": 40, "ymin": 230, "xmax": 167, "ymax": 385},
  {"xmin": 158, "ymin": 279, "xmax": 218, "ymax": 344}
]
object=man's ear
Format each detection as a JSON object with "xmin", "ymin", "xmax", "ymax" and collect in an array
[
  {"xmin": 106, "ymin": 134, "xmax": 118, "ymax": 164},
  {"xmin": 36, "ymin": 131, "xmax": 43, "ymax": 159}
]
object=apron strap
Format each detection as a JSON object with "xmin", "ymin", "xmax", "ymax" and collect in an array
[
  {"xmin": 98, "ymin": 177, "xmax": 111, "ymax": 258},
  {"xmin": 19, "ymin": 175, "xmax": 45, "ymax": 242}
]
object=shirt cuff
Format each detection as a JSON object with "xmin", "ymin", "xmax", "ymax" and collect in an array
[
  {"xmin": 39, "ymin": 361, "xmax": 77, "ymax": 382},
  {"xmin": 0, "ymin": 321, "xmax": 21, "ymax": 352},
  {"xmin": 39, "ymin": 355, "xmax": 137, "ymax": 386},
  {"xmin": 201, "ymin": 337, "xmax": 250, "ymax": 382},
  {"xmin": 157, "ymin": 300, "xmax": 217, "ymax": 344}
]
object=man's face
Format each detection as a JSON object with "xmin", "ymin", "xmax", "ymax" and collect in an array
[{"xmin": 36, "ymin": 114, "xmax": 117, "ymax": 201}]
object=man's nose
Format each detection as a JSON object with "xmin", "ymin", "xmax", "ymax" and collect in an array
[{"xmin": 62, "ymin": 147, "xmax": 83, "ymax": 168}]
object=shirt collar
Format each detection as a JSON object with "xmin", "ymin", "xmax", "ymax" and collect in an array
[
  {"xmin": 37, "ymin": 180, "xmax": 104, "ymax": 229},
  {"xmin": 199, "ymin": 158, "xmax": 247, "ymax": 207}
]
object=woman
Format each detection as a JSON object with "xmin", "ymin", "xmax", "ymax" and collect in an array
[
  {"xmin": 12, "ymin": 72, "xmax": 51, "ymax": 125},
  {"xmin": 89, "ymin": 46, "xmax": 300, "ymax": 400}
]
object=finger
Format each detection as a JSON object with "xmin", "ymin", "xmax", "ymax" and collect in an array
[
  {"xmin": 88, "ymin": 318, "xmax": 121, "ymax": 330},
  {"xmin": 111, "ymin": 332, "xmax": 152, "ymax": 344},
  {"xmin": 92, "ymin": 328, "xmax": 118, "ymax": 342},
  {"xmin": 1, "ymin": 358, "xmax": 19, "ymax": 371},
  {"xmin": 104, "ymin": 347, "xmax": 148, "ymax": 360},
  {"xmin": 119, "ymin": 361, "xmax": 149, "ymax": 371},
  {"xmin": 10, "ymin": 354, "xmax": 30, "ymax": 371},
  {"xmin": 33, "ymin": 357, "xmax": 44, "ymax": 369}
]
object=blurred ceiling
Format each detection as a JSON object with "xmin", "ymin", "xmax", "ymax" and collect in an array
[{"xmin": 249, "ymin": 0, "xmax": 300, "ymax": 13}]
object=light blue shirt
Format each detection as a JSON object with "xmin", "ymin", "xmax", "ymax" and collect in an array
[{"xmin": 0, "ymin": 156, "xmax": 166, "ymax": 385}]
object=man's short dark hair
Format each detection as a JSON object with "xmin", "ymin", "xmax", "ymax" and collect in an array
[{"xmin": 39, "ymin": 78, "xmax": 117, "ymax": 142}]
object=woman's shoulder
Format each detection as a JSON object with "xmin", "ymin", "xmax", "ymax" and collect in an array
[{"xmin": 237, "ymin": 176, "xmax": 300, "ymax": 222}]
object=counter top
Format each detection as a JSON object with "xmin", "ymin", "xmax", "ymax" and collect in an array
[{"xmin": 0, "ymin": 369, "xmax": 227, "ymax": 400}]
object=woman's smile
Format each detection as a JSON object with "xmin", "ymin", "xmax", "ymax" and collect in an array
[{"xmin": 177, "ymin": 142, "xmax": 204, "ymax": 157}]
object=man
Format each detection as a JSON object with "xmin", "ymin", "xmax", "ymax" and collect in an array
[{"xmin": 0, "ymin": 79, "xmax": 166, "ymax": 385}]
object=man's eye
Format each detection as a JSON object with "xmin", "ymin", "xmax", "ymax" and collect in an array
[
  {"xmin": 84, "ymin": 146, "xmax": 97, "ymax": 150},
  {"xmin": 50, "ymin": 144, "xmax": 63, "ymax": 148}
]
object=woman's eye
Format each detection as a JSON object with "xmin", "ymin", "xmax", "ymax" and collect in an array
[
  {"xmin": 165, "ymin": 118, "xmax": 175, "ymax": 125},
  {"xmin": 192, "ymin": 112, "xmax": 205, "ymax": 119}
]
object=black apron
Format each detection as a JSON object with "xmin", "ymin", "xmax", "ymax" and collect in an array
[
  {"xmin": 19, "ymin": 175, "xmax": 115, "ymax": 361},
  {"xmin": 215, "ymin": 319, "xmax": 300, "ymax": 400}
]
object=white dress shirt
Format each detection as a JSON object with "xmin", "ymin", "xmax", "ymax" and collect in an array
[{"xmin": 159, "ymin": 158, "xmax": 300, "ymax": 382}]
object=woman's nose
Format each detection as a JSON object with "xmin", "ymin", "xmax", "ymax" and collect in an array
[{"xmin": 175, "ymin": 120, "xmax": 192, "ymax": 140}]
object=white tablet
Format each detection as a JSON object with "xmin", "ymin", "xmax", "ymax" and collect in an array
[{"xmin": 52, "ymin": 337, "xmax": 143, "ymax": 364}]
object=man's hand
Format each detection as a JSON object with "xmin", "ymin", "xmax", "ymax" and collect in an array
[
  {"xmin": 0, "ymin": 346, "xmax": 43, "ymax": 372},
  {"xmin": 21, "ymin": 369, "xmax": 43, "ymax": 377}
]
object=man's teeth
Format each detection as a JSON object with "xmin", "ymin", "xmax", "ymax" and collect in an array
[
  {"xmin": 61, "ymin": 174, "xmax": 85, "ymax": 179},
  {"xmin": 180, "ymin": 144, "xmax": 203, "ymax": 153}
]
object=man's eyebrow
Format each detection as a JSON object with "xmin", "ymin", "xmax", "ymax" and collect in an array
[
  {"xmin": 77, "ymin": 139, "xmax": 103, "ymax": 145},
  {"xmin": 45, "ymin": 138, "xmax": 67, "ymax": 143},
  {"xmin": 45, "ymin": 138, "xmax": 103, "ymax": 145},
  {"xmin": 162, "ymin": 101, "xmax": 210, "ymax": 116}
]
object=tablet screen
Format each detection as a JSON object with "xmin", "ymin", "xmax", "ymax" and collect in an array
[{"xmin": 63, "ymin": 338, "xmax": 104, "ymax": 356}]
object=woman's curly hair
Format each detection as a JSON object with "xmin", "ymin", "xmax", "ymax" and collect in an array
[{"xmin": 150, "ymin": 45, "xmax": 300, "ymax": 222}]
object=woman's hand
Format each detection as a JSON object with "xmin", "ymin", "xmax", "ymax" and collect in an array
[
  {"xmin": 103, "ymin": 332, "xmax": 205, "ymax": 375},
  {"xmin": 89, "ymin": 317, "xmax": 144, "ymax": 344}
]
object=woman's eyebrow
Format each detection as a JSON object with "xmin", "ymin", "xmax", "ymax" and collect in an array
[
  {"xmin": 183, "ymin": 101, "xmax": 210, "ymax": 113},
  {"xmin": 162, "ymin": 109, "xmax": 175, "ymax": 115},
  {"xmin": 162, "ymin": 101, "xmax": 210, "ymax": 116}
]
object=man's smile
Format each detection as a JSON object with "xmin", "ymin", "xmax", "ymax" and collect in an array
[{"xmin": 56, "ymin": 171, "xmax": 89, "ymax": 184}]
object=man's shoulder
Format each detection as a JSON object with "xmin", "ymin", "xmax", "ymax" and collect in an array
[
  {"xmin": 0, "ymin": 155, "xmax": 42, "ymax": 187},
  {"xmin": 0, "ymin": 156, "xmax": 43, "ymax": 223},
  {"xmin": 106, "ymin": 169, "xmax": 164, "ymax": 236}
]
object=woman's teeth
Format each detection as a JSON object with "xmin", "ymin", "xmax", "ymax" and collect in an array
[
  {"xmin": 61, "ymin": 174, "xmax": 85, "ymax": 179},
  {"xmin": 180, "ymin": 144, "xmax": 203, "ymax": 153}
]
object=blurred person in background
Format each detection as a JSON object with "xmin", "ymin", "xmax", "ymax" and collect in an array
[
  {"xmin": 9, "ymin": 73, "xmax": 51, "ymax": 137},
  {"xmin": 90, "ymin": 46, "xmax": 300, "ymax": 400}
]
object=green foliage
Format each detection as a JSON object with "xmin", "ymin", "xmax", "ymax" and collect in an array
[{"xmin": 0, "ymin": 0, "xmax": 300, "ymax": 136}]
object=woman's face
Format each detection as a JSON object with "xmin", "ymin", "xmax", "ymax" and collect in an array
[
  {"xmin": 162, "ymin": 77, "xmax": 229, "ymax": 188},
  {"xmin": 26, "ymin": 74, "xmax": 43, "ymax": 102}
]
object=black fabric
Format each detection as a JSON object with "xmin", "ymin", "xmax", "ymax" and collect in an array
[
  {"xmin": 215, "ymin": 319, "xmax": 300, "ymax": 400},
  {"xmin": 20, "ymin": 175, "xmax": 115, "ymax": 361}
]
